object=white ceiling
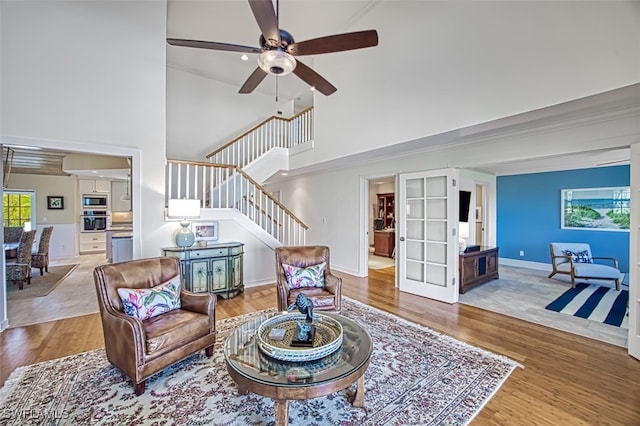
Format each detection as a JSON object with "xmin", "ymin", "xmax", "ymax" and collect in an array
[
  {"xmin": 166, "ymin": 0, "xmax": 379, "ymax": 106},
  {"xmin": 167, "ymin": 0, "xmax": 638, "ymax": 176}
]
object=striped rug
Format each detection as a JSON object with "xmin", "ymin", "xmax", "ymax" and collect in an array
[{"xmin": 545, "ymin": 283, "xmax": 629, "ymax": 328}]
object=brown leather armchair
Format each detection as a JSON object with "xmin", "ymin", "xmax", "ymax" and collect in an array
[
  {"xmin": 93, "ymin": 256, "xmax": 216, "ymax": 395},
  {"xmin": 276, "ymin": 246, "xmax": 342, "ymax": 313}
]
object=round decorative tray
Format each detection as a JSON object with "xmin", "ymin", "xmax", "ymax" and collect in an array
[{"xmin": 257, "ymin": 313, "xmax": 343, "ymax": 362}]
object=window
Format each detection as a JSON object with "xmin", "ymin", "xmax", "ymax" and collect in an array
[{"xmin": 3, "ymin": 190, "xmax": 35, "ymax": 227}]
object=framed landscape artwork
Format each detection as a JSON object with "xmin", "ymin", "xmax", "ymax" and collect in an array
[
  {"xmin": 194, "ymin": 222, "xmax": 219, "ymax": 242},
  {"xmin": 561, "ymin": 186, "xmax": 630, "ymax": 231}
]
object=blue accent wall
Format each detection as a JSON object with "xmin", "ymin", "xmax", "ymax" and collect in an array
[{"xmin": 497, "ymin": 165, "xmax": 629, "ymax": 272}]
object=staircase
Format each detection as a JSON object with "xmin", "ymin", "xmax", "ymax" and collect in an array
[
  {"xmin": 166, "ymin": 108, "xmax": 314, "ymax": 246},
  {"xmin": 206, "ymin": 107, "xmax": 313, "ymax": 168}
]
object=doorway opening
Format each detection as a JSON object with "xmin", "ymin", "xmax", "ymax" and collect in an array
[{"xmin": 366, "ymin": 176, "xmax": 396, "ymax": 272}]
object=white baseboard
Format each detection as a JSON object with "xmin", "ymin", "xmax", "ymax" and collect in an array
[
  {"xmin": 245, "ymin": 278, "xmax": 276, "ymax": 289},
  {"xmin": 499, "ymin": 258, "xmax": 551, "ymax": 271}
]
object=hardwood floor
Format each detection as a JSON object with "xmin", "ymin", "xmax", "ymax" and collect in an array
[{"xmin": 1, "ymin": 266, "xmax": 639, "ymax": 424}]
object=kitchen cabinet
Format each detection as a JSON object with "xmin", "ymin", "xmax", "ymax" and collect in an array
[
  {"xmin": 459, "ymin": 246, "xmax": 499, "ymax": 293},
  {"xmin": 106, "ymin": 224, "xmax": 133, "ymax": 262},
  {"xmin": 79, "ymin": 179, "xmax": 110, "ymax": 193},
  {"xmin": 162, "ymin": 242, "xmax": 244, "ymax": 299},
  {"xmin": 80, "ymin": 233, "xmax": 106, "ymax": 254},
  {"xmin": 111, "ymin": 233, "xmax": 133, "ymax": 263}
]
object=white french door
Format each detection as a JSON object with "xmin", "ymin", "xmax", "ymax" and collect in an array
[
  {"xmin": 628, "ymin": 144, "xmax": 639, "ymax": 361},
  {"xmin": 398, "ymin": 168, "xmax": 459, "ymax": 303}
]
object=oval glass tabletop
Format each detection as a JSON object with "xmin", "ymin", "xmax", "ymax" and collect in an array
[{"xmin": 224, "ymin": 312, "xmax": 372, "ymax": 387}]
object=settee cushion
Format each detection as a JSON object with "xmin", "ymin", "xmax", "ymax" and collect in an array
[
  {"xmin": 282, "ymin": 262, "xmax": 326, "ymax": 289},
  {"xmin": 117, "ymin": 275, "xmax": 182, "ymax": 321}
]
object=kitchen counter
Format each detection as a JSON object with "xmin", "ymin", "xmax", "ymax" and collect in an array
[{"xmin": 106, "ymin": 224, "xmax": 133, "ymax": 262}]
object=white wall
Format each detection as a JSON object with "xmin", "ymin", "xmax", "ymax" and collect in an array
[
  {"xmin": 166, "ymin": 67, "xmax": 291, "ymax": 161},
  {"xmin": 273, "ymin": 164, "xmax": 494, "ymax": 277},
  {"xmin": 0, "ymin": 0, "xmax": 169, "ymax": 330},
  {"xmin": 5, "ymin": 174, "xmax": 80, "ymax": 258},
  {"xmin": 291, "ymin": 1, "xmax": 640, "ymax": 169}
]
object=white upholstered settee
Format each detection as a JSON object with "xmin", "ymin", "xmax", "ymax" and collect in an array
[{"xmin": 548, "ymin": 242, "xmax": 622, "ymax": 291}]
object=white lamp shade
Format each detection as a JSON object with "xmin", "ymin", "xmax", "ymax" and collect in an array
[{"xmin": 167, "ymin": 199, "xmax": 201, "ymax": 219}]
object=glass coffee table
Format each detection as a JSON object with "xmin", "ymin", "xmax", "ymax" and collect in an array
[{"xmin": 224, "ymin": 312, "xmax": 372, "ymax": 426}]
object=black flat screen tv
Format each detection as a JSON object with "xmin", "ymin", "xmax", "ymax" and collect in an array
[{"xmin": 459, "ymin": 190, "xmax": 471, "ymax": 222}]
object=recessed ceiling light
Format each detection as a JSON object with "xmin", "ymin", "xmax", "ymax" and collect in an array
[
  {"xmin": 240, "ymin": 54, "xmax": 248, "ymax": 61},
  {"xmin": 310, "ymin": 86, "xmax": 316, "ymax": 92},
  {"xmin": 281, "ymin": 172, "xmax": 288, "ymax": 176}
]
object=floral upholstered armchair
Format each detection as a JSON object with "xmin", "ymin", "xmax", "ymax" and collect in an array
[{"xmin": 275, "ymin": 245, "xmax": 342, "ymax": 313}]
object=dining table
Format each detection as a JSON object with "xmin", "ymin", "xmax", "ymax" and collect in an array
[{"xmin": 4, "ymin": 242, "xmax": 19, "ymax": 260}]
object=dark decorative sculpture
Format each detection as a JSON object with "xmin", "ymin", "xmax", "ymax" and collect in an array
[{"xmin": 288, "ymin": 293, "xmax": 315, "ymax": 345}]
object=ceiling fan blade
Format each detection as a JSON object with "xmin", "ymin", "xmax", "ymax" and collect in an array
[
  {"xmin": 287, "ymin": 30, "xmax": 378, "ymax": 56},
  {"xmin": 239, "ymin": 67, "xmax": 268, "ymax": 94},
  {"xmin": 167, "ymin": 38, "xmax": 261, "ymax": 54},
  {"xmin": 248, "ymin": 0, "xmax": 280, "ymax": 47},
  {"xmin": 292, "ymin": 60, "xmax": 337, "ymax": 96}
]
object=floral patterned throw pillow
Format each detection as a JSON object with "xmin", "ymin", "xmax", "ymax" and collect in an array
[
  {"xmin": 117, "ymin": 275, "xmax": 182, "ymax": 321},
  {"xmin": 563, "ymin": 249, "xmax": 593, "ymax": 264},
  {"xmin": 282, "ymin": 262, "xmax": 326, "ymax": 289}
]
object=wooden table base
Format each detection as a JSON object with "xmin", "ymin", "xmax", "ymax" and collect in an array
[{"xmin": 272, "ymin": 376, "xmax": 365, "ymax": 426}]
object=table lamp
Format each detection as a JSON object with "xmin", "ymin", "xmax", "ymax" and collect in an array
[{"xmin": 167, "ymin": 199, "xmax": 201, "ymax": 248}]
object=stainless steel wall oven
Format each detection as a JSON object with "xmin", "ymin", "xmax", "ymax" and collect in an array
[{"xmin": 81, "ymin": 210, "xmax": 109, "ymax": 233}]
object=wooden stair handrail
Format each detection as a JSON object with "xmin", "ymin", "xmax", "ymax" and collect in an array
[
  {"xmin": 205, "ymin": 107, "xmax": 313, "ymax": 159},
  {"xmin": 166, "ymin": 159, "xmax": 308, "ymax": 230}
]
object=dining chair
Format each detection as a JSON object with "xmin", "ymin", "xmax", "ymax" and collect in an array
[
  {"xmin": 32, "ymin": 226, "xmax": 53, "ymax": 276},
  {"xmin": 6, "ymin": 229, "xmax": 37, "ymax": 290},
  {"xmin": 3, "ymin": 226, "xmax": 23, "ymax": 244}
]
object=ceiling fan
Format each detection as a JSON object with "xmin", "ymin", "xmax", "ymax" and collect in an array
[{"xmin": 167, "ymin": 0, "xmax": 379, "ymax": 96}]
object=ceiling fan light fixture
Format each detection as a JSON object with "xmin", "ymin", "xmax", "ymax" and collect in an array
[{"xmin": 258, "ymin": 50, "xmax": 296, "ymax": 76}]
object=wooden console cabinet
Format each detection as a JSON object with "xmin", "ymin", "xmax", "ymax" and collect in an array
[
  {"xmin": 459, "ymin": 246, "xmax": 499, "ymax": 293},
  {"xmin": 163, "ymin": 242, "xmax": 244, "ymax": 299},
  {"xmin": 374, "ymin": 230, "xmax": 395, "ymax": 258}
]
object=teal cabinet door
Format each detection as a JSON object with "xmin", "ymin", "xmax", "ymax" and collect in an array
[
  {"xmin": 191, "ymin": 259, "xmax": 209, "ymax": 293},
  {"xmin": 211, "ymin": 258, "xmax": 227, "ymax": 291}
]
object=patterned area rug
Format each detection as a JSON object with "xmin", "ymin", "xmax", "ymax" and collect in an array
[
  {"xmin": 6, "ymin": 264, "xmax": 78, "ymax": 300},
  {"xmin": 0, "ymin": 298, "xmax": 519, "ymax": 425},
  {"xmin": 545, "ymin": 283, "xmax": 629, "ymax": 328}
]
